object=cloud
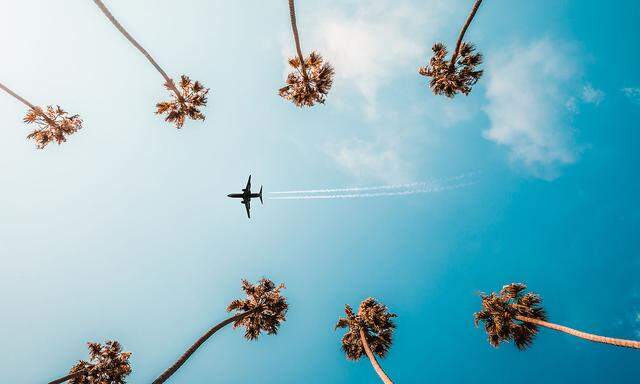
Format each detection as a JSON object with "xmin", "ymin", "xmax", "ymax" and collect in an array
[
  {"xmin": 565, "ymin": 97, "xmax": 579, "ymax": 113},
  {"xmin": 325, "ymin": 136, "xmax": 412, "ymax": 184},
  {"xmin": 294, "ymin": 1, "xmax": 475, "ymax": 182},
  {"xmin": 622, "ymin": 87, "xmax": 640, "ymax": 103},
  {"xmin": 482, "ymin": 39, "xmax": 582, "ymax": 180},
  {"xmin": 565, "ymin": 84, "xmax": 604, "ymax": 114},
  {"xmin": 580, "ymin": 84, "xmax": 604, "ymax": 105},
  {"xmin": 297, "ymin": 0, "xmax": 461, "ymax": 118}
]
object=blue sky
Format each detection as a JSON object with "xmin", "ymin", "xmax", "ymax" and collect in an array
[{"xmin": 1, "ymin": 0, "xmax": 639, "ymax": 383}]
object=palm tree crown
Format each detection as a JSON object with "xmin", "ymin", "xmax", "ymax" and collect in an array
[
  {"xmin": 226, "ymin": 278, "xmax": 288, "ymax": 340},
  {"xmin": 335, "ymin": 297, "xmax": 397, "ymax": 360},
  {"xmin": 92, "ymin": 0, "xmax": 208, "ymax": 129},
  {"xmin": 68, "ymin": 340, "xmax": 132, "ymax": 384},
  {"xmin": 419, "ymin": 42, "xmax": 483, "ymax": 97},
  {"xmin": 155, "ymin": 75, "xmax": 209, "ymax": 129},
  {"xmin": 419, "ymin": 0, "xmax": 484, "ymax": 97},
  {"xmin": 23, "ymin": 105, "xmax": 83, "ymax": 149},
  {"xmin": 279, "ymin": 52, "xmax": 334, "ymax": 107},
  {"xmin": 0, "ymin": 82, "xmax": 83, "ymax": 149},
  {"xmin": 474, "ymin": 283, "xmax": 547, "ymax": 350}
]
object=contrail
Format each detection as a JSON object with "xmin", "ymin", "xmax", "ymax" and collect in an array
[
  {"xmin": 269, "ymin": 171, "xmax": 479, "ymax": 195},
  {"xmin": 268, "ymin": 181, "xmax": 475, "ymax": 200}
]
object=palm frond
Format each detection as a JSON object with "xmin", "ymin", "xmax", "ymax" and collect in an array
[
  {"xmin": 474, "ymin": 283, "xmax": 547, "ymax": 350},
  {"xmin": 418, "ymin": 41, "xmax": 483, "ymax": 97},
  {"xmin": 155, "ymin": 75, "xmax": 209, "ymax": 129},
  {"xmin": 69, "ymin": 340, "xmax": 131, "ymax": 384},
  {"xmin": 23, "ymin": 105, "xmax": 82, "ymax": 149},
  {"xmin": 335, "ymin": 298, "xmax": 397, "ymax": 361},
  {"xmin": 227, "ymin": 278, "xmax": 288, "ymax": 341},
  {"xmin": 279, "ymin": 51, "xmax": 334, "ymax": 107}
]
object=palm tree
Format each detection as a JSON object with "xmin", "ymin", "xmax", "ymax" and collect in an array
[
  {"xmin": 92, "ymin": 0, "xmax": 209, "ymax": 128},
  {"xmin": 335, "ymin": 298, "xmax": 397, "ymax": 384},
  {"xmin": 279, "ymin": 0, "xmax": 334, "ymax": 107},
  {"xmin": 152, "ymin": 278, "xmax": 288, "ymax": 384},
  {"xmin": 474, "ymin": 283, "xmax": 640, "ymax": 349},
  {"xmin": 0, "ymin": 81, "xmax": 83, "ymax": 149},
  {"xmin": 47, "ymin": 340, "xmax": 132, "ymax": 384},
  {"xmin": 418, "ymin": 0, "xmax": 484, "ymax": 97}
]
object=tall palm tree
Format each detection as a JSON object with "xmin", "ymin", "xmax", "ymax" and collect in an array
[
  {"xmin": 418, "ymin": 0, "xmax": 484, "ymax": 97},
  {"xmin": 0, "ymin": 81, "xmax": 82, "ymax": 149},
  {"xmin": 279, "ymin": 0, "xmax": 334, "ymax": 107},
  {"xmin": 474, "ymin": 283, "xmax": 640, "ymax": 349},
  {"xmin": 92, "ymin": 0, "xmax": 209, "ymax": 128},
  {"xmin": 152, "ymin": 278, "xmax": 288, "ymax": 384},
  {"xmin": 335, "ymin": 298, "xmax": 397, "ymax": 384},
  {"xmin": 47, "ymin": 340, "xmax": 132, "ymax": 384}
]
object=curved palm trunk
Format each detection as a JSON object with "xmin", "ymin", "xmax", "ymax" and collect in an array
[
  {"xmin": 47, "ymin": 370, "xmax": 84, "ymax": 384},
  {"xmin": 448, "ymin": 0, "xmax": 483, "ymax": 70},
  {"xmin": 287, "ymin": 0, "xmax": 308, "ymax": 81},
  {"xmin": 0, "ymin": 81, "xmax": 57, "ymax": 125},
  {"xmin": 152, "ymin": 307, "xmax": 261, "ymax": 384},
  {"xmin": 516, "ymin": 315, "xmax": 640, "ymax": 349},
  {"xmin": 358, "ymin": 329, "xmax": 394, "ymax": 384},
  {"xmin": 91, "ymin": 0, "xmax": 182, "ymax": 99},
  {"xmin": 0, "ymin": 81, "xmax": 37, "ymax": 110}
]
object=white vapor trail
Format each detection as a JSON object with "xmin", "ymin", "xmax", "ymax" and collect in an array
[
  {"xmin": 269, "ymin": 171, "xmax": 479, "ymax": 195},
  {"xmin": 268, "ymin": 182, "xmax": 475, "ymax": 200}
]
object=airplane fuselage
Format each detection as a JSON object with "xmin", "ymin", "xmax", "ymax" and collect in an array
[
  {"xmin": 227, "ymin": 192, "xmax": 260, "ymax": 199},
  {"xmin": 227, "ymin": 175, "xmax": 263, "ymax": 218}
]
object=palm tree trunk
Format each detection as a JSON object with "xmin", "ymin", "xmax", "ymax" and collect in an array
[
  {"xmin": 47, "ymin": 370, "xmax": 84, "ymax": 384},
  {"xmin": 358, "ymin": 329, "xmax": 394, "ymax": 384},
  {"xmin": 0, "ymin": 81, "xmax": 38, "ymax": 110},
  {"xmin": 448, "ymin": 0, "xmax": 483, "ymax": 70},
  {"xmin": 287, "ymin": 0, "xmax": 308, "ymax": 81},
  {"xmin": 516, "ymin": 315, "xmax": 640, "ymax": 349},
  {"xmin": 0, "ymin": 81, "xmax": 58, "ymax": 125},
  {"xmin": 152, "ymin": 307, "xmax": 262, "ymax": 384},
  {"xmin": 91, "ymin": 0, "xmax": 182, "ymax": 99}
]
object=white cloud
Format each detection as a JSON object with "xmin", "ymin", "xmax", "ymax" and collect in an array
[
  {"xmin": 581, "ymin": 84, "xmax": 604, "ymax": 105},
  {"xmin": 483, "ymin": 39, "xmax": 582, "ymax": 180},
  {"xmin": 325, "ymin": 136, "xmax": 412, "ymax": 184},
  {"xmin": 291, "ymin": 1, "xmax": 475, "ymax": 182},
  {"xmin": 296, "ymin": 0, "xmax": 462, "ymax": 118},
  {"xmin": 565, "ymin": 97, "xmax": 579, "ymax": 113},
  {"xmin": 565, "ymin": 84, "xmax": 603, "ymax": 114},
  {"xmin": 622, "ymin": 87, "xmax": 640, "ymax": 103}
]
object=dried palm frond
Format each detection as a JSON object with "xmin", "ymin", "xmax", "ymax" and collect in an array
[
  {"xmin": 227, "ymin": 278, "xmax": 288, "ymax": 340},
  {"xmin": 156, "ymin": 75, "xmax": 209, "ymax": 128},
  {"xmin": 474, "ymin": 283, "xmax": 547, "ymax": 350},
  {"xmin": 24, "ymin": 105, "xmax": 82, "ymax": 149},
  {"xmin": 279, "ymin": 52, "xmax": 334, "ymax": 107},
  {"xmin": 419, "ymin": 42, "xmax": 483, "ymax": 97},
  {"xmin": 335, "ymin": 298, "xmax": 397, "ymax": 360},
  {"xmin": 69, "ymin": 340, "xmax": 132, "ymax": 384}
]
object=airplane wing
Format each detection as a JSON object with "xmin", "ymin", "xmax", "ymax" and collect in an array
[
  {"xmin": 244, "ymin": 198, "xmax": 251, "ymax": 219},
  {"xmin": 244, "ymin": 175, "xmax": 251, "ymax": 192}
]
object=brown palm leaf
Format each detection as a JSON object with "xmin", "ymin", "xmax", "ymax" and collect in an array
[
  {"xmin": 155, "ymin": 75, "xmax": 209, "ymax": 129},
  {"xmin": 474, "ymin": 283, "xmax": 547, "ymax": 350},
  {"xmin": 335, "ymin": 297, "xmax": 397, "ymax": 360},
  {"xmin": 279, "ymin": 51, "xmax": 334, "ymax": 107},
  {"xmin": 226, "ymin": 278, "xmax": 288, "ymax": 340},
  {"xmin": 68, "ymin": 340, "xmax": 132, "ymax": 384},
  {"xmin": 418, "ymin": 42, "xmax": 483, "ymax": 97},
  {"xmin": 24, "ymin": 105, "xmax": 82, "ymax": 149}
]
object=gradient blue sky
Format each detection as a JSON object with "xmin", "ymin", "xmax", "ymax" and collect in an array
[{"xmin": 1, "ymin": 1, "xmax": 639, "ymax": 383}]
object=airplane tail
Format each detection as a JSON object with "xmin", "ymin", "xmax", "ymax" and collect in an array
[{"xmin": 259, "ymin": 186, "xmax": 263, "ymax": 204}]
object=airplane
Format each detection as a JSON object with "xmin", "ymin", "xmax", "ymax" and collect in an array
[{"xmin": 227, "ymin": 175, "xmax": 263, "ymax": 219}]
